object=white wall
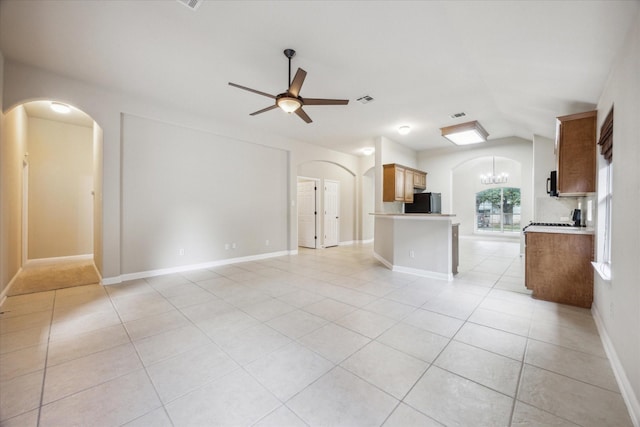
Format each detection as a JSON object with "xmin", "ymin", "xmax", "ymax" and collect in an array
[
  {"xmin": 376, "ymin": 136, "xmax": 419, "ymax": 213},
  {"xmin": 592, "ymin": 10, "xmax": 640, "ymax": 424},
  {"xmin": 1, "ymin": 60, "xmax": 364, "ymax": 282},
  {"xmin": 0, "ymin": 104, "xmax": 27, "ymax": 296},
  {"xmin": 121, "ymin": 114, "xmax": 288, "ymax": 274},
  {"xmin": 417, "ymin": 137, "xmax": 534, "ymax": 236},
  {"xmin": 297, "ymin": 161, "xmax": 356, "ymax": 245},
  {"xmin": 27, "ymin": 117, "xmax": 93, "ymax": 259}
]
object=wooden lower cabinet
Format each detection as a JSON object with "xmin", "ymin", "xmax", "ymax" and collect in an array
[{"xmin": 525, "ymin": 232, "xmax": 594, "ymax": 308}]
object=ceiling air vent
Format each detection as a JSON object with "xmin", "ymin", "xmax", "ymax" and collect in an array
[
  {"xmin": 357, "ymin": 95, "xmax": 374, "ymax": 104},
  {"xmin": 177, "ymin": 0, "xmax": 203, "ymax": 11},
  {"xmin": 450, "ymin": 112, "xmax": 466, "ymax": 119}
]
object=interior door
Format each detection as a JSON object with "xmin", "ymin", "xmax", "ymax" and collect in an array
[
  {"xmin": 323, "ymin": 180, "xmax": 339, "ymax": 247},
  {"xmin": 297, "ymin": 180, "xmax": 317, "ymax": 248}
]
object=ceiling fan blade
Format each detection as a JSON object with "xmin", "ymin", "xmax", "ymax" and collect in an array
[
  {"xmin": 302, "ymin": 98, "xmax": 349, "ymax": 106},
  {"xmin": 228, "ymin": 82, "xmax": 276, "ymax": 99},
  {"xmin": 250, "ymin": 105, "xmax": 278, "ymax": 116},
  {"xmin": 295, "ymin": 107, "xmax": 312, "ymax": 123},
  {"xmin": 288, "ymin": 68, "xmax": 307, "ymax": 97}
]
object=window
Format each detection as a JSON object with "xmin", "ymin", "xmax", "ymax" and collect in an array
[
  {"xmin": 475, "ymin": 187, "xmax": 521, "ymax": 233},
  {"xmin": 593, "ymin": 106, "xmax": 613, "ymax": 281}
]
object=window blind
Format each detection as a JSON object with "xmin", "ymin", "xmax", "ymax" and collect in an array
[{"xmin": 598, "ymin": 107, "xmax": 613, "ymax": 163}]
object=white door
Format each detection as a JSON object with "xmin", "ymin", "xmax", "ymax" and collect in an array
[
  {"xmin": 324, "ymin": 180, "xmax": 339, "ymax": 247},
  {"xmin": 297, "ymin": 180, "xmax": 317, "ymax": 248}
]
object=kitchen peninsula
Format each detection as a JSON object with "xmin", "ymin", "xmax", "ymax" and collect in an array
[{"xmin": 372, "ymin": 213, "xmax": 458, "ymax": 280}]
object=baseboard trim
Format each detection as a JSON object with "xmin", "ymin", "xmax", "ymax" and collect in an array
[
  {"xmin": 25, "ymin": 254, "xmax": 93, "ymax": 266},
  {"xmin": 102, "ymin": 250, "xmax": 296, "ymax": 286},
  {"xmin": 592, "ymin": 303, "xmax": 640, "ymax": 427},
  {"xmin": 0, "ymin": 268, "xmax": 23, "ymax": 306},
  {"xmin": 372, "ymin": 251, "xmax": 452, "ymax": 281}
]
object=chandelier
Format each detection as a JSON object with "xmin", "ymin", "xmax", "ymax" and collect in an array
[{"xmin": 480, "ymin": 157, "xmax": 508, "ymax": 185}]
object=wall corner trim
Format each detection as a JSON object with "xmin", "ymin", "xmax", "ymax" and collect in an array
[
  {"xmin": 592, "ymin": 303, "xmax": 640, "ymax": 426},
  {"xmin": 0, "ymin": 268, "xmax": 23, "ymax": 306}
]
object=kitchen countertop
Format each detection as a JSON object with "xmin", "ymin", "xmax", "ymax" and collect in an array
[
  {"xmin": 370, "ymin": 213, "xmax": 456, "ymax": 218},
  {"xmin": 523, "ymin": 225, "xmax": 595, "ymax": 235}
]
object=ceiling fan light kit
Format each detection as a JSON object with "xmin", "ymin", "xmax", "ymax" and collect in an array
[
  {"xmin": 398, "ymin": 125, "xmax": 411, "ymax": 135},
  {"xmin": 277, "ymin": 96, "xmax": 302, "ymax": 113},
  {"xmin": 228, "ymin": 49, "xmax": 349, "ymax": 123},
  {"xmin": 440, "ymin": 120, "xmax": 489, "ymax": 145}
]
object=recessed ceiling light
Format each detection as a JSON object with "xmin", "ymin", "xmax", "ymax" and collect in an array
[
  {"xmin": 398, "ymin": 125, "xmax": 411, "ymax": 135},
  {"xmin": 440, "ymin": 120, "xmax": 488, "ymax": 145},
  {"xmin": 50, "ymin": 102, "xmax": 71, "ymax": 114},
  {"xmin": 361, "ymin": 147, "xmax": 375, "ymax": 156}
]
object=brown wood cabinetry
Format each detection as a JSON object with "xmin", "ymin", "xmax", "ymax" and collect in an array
[
  {"xmin": 525, "ymin": 232, "xmax": 594, "ymax": 308},
  {"xmin": 556, "ymin": 110, "xmax": 597, "ymax": 195},
  {"xmin": 413, "ymin": 171, "xmax": 426, "ymax": 189},
  {"xmin": 383, "ymin": 164, "xmax": 427, "ymax": 202}
]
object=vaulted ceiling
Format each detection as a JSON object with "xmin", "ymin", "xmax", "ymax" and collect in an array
[{"xmin": 1, "ymin": 1, "xmax": 638, "ymax": 155}]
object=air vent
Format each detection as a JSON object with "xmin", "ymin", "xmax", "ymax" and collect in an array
[
  {"xmin": 177, "ymin": 0, "xmax": 203, "ymax": 10},
  {"xmin": 356, "ymin": 95, "xmax": 374, "ymax": 104},
  {"xmin": 450, "ymin": 112, "xmax": 466, "ymax": 119}
]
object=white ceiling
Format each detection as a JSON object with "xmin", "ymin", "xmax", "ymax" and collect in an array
[
  {"xmin": 23, "ymin": 100, "xmax": 94, "ymax": 128},
  {"xmin": 1, "ymin": 0, "xmax": 638, "ymax": 155}
]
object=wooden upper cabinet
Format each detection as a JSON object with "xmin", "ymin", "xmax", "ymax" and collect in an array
[
  {"xmin": 404, "ymin": 169, "xmax": 414, "ymax": 203},
  {"xmin": 556, "ymin": 110, "xmax": 597, "ymax": 195},
  {"xmin": 413, "ymin": 171, "xmax": 427, "ymax": 189},
  {"xmin": 383, "ymin": 163, "xmax": 426, "ymax": 202}
]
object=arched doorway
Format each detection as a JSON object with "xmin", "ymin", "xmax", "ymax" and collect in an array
[
  {"xmin": 5, "ymin": 100, "xmax": 103, "ymax": 295},
  {"xmin": 452, "ymin": 156, "xmax": 522, "ymax": 236}
]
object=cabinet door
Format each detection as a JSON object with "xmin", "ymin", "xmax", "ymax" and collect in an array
[
  {"xmin": 557, "ymin": 111, "xmax": 596, "ymax": 194},
  {"xmin": 525, "ymin": 232, "xmax": 594, "ymax": 308},
  {"xmin": 404, "ymin": 170, "xmax": 414, "ymax": 202},
  {"xmin": 413, "ymin": 172, "xmax": 426, "ymax": 190},
  {"xmin": 394, "ymin": 166, "xmax": 406, "ymax": 201}
]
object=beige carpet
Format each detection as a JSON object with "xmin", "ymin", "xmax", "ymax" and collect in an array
[{"xmin": 8, "ymin": 258, "xmax": 100, "ymax": 296}]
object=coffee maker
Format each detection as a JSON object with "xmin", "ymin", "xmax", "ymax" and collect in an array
[{"xmin": 572, "ymin": 209, "xmax": 582, "ymax": 227}]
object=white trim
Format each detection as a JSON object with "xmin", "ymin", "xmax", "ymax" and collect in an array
[
  {"xmin": 372, "ymin": 251, "xmax": 453, "ymax": 281},
  {"xmin": 591, "ymin": 261, "xmax": 612, "ymax": 282},
  {"xmin": 25, "ymin": 254, "xmax": 93, "ymax": 266},
  {"xmin": 0, "ymin": 268, "xmax": 23, "ymax": 306},
  {"xmin": 592, "ymin": 304, "xmax": 640, "ymax": 427},
  {"xmin": 338, "ymin": 240, "xmax": 355, "ymax": 246},
  {"xmin": 361, "ymin": 238, "xmax": 374, "ymax": 244},
  {"xmin": 101, "ymin": 250, "xmax": 295, "ymax": 286}
]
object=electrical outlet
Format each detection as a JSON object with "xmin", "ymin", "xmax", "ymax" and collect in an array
[
  {"xmin": 410, "ymin": 250, "xmax": 415, "ymax": 258},
  {"xmin": 232, "ymin": 243, "xmax": 237, "ymax": 249},
  {"xmin": 225, "ymin": 243, "xmax": 230, "ymax": 250},
  {"xmin": 265, "ymin": 240, "xmax": 270, "ymax": 246},
  {"xmin": 179, "ymin": 248, "xmax": 185, "ymax": 256}
]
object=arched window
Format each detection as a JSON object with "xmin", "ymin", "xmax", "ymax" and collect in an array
[{"xmin": 475, "ymin": 187, "xmax": 521, "ymax": 233}]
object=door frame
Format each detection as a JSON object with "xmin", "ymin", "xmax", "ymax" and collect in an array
[
  {"xmin": 297, "ymin": 176, "xmax": 321, "ymax": 249},
  {"xmin": 323, "ymin": 179, "xmax": 340, "ymax": 248}
]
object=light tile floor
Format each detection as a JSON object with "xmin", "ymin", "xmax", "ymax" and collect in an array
[{"xmin": 0, "ymin": 237, "xmax": 633, "ymax": 426}]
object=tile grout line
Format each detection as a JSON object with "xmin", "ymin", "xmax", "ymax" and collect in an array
[{"xmin": 35, "ymin": 289, "xmax": 58, "ymax": 427}]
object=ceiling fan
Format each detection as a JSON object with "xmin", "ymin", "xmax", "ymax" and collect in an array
[{"xmin": 228, "ymin": 49, "xmax": 349, "ymax": 124}]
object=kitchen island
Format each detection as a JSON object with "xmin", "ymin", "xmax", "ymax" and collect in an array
[{"xmin": 372, "ymin": 213, "xmax": 458, "ymax": 280}]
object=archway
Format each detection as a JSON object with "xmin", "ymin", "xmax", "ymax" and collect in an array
[
  {"xmin": 452, "ymin": 156, "xmax": 522, "ymax": 236},
  {"xmin": 3, "ymin": 100, "xmax": 104, "ymax": 295}
]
